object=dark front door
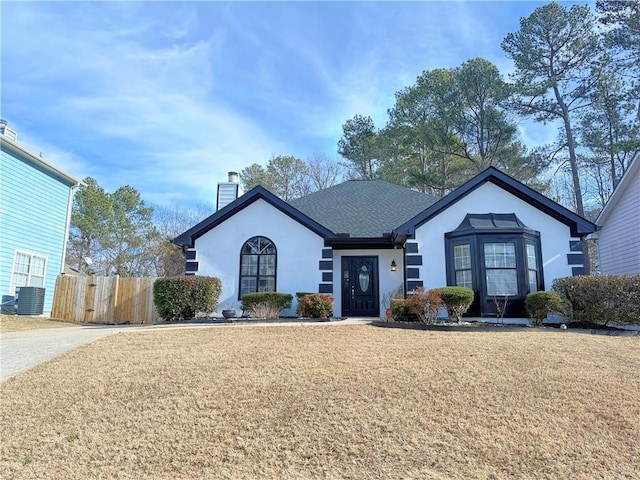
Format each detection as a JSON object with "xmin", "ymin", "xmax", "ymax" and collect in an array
[{"xmin": 341, "ymin": 256, "xmax": 379, "ymax": 317}]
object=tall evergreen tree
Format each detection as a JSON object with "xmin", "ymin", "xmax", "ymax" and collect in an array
[
  {"xmin": 385, "ymin": 68, "xmax": 466, "ymax": 195},
  {"xmin": 597, "ymin": 0, "xmax": 640, "ymax": 70},
  {"xmin": 502, "ymin": 1, "xmax": 601, "ymax": 217},
  {"xmin": 67, "ymin": 177, "xmax": 112, "ymax": 274},
  {"xmin": 337, "ymin": 114, "xmax": 379, "ymax": 180},
  {"xmin": 103, "ymin": 186, "xmax": 157, "ymax": 276},
  {"xmin": 452, "ymin": 58, "xmax": 522, "ymax": 171},
  {"xmin": 67, "ymin": 178, "xmax": 157, "ymax": 276},
  {"xmin": 580, "ymin": 63, "xmax": 640, "ymax": 207}
]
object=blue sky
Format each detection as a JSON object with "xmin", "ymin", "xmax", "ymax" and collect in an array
[{"xmin": 2, "ymin": 1, "xmax": 586, "ymax": 210}]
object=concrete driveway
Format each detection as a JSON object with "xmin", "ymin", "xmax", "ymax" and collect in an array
[{"xmin": 0, "ymin": 325, "xmax": 140, "ymax": 382}]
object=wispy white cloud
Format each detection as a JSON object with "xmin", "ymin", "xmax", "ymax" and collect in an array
[
  {"xmin": 2, "ymin": 2, "xmax": 290, "ymax": 205},
  {"xmin": 2, "ymin": 0, "xmax": 558, "ymax": 208}
]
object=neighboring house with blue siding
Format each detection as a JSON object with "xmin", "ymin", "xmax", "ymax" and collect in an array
[{"xmin": 0, "ymin": 121, "xmax": 82, "ymax": 314}]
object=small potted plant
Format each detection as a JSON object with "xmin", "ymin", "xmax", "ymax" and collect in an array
[{"xmin": 221, "ymin": 303, "xmax": 237, "ymax": 319}]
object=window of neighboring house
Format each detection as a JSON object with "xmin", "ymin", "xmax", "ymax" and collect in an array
[
  {"xmin": 11, "ymin": 251, "xmax": 47, "ymax": 292},
  {"xmin": 239, "ymin": 236, "xmax": 276, "ymax": 298}
]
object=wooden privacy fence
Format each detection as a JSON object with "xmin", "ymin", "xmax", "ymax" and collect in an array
[{"xmin": 51, "ymin": 275, "xmax": 159, "ymax": 324}]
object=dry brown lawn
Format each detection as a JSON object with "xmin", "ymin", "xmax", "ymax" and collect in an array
[
  {"xmin": 0, "ymin": 314, "xmax": 75, "ymax": 333},
  {"xmin": 1, "ymin": 324, "xmax": 638, "ymax": 479}
]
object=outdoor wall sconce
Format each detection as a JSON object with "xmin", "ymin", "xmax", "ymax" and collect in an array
[{"xmin": 390, "ymin": 260, "xmax": 397, "ymax": 272}]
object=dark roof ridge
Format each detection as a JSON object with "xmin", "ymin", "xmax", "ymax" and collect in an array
[{"xmin": 290, "ymin": 178, "xmax": 439, "ymax": 237}]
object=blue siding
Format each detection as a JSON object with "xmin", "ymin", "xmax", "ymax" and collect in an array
[{"xmin": 0, "ymin": 149, "xmax": 73, "ymax": 313}]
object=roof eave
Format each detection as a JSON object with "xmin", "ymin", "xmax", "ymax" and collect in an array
[
  {"xmin": 396, "ymin": 167, "xmax": 597, "ymax": 238},
  {"xmin": 324, "ymin": 235, "xmax": 403, "ymax": 249},
  {"xmin": 1, "ymin": 135, "xmax": 82, "ymax": 187},
  {"xmin": 596, "ymin": 152, "xmax": 640, "ymax": 225}
]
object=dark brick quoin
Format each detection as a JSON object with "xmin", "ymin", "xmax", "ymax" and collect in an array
[
  {"xmin": 405, "ymin": 255, "xmax": 423, "ymax": 266},
  {"xmin": 319, "ymin": 260, "xmax": 333, "ymax": 271}
]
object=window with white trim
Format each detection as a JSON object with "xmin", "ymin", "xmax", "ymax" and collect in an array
[
  {"xmin": 11, "ymin": 251, "xmax": 47, "ymax": 291},
  {"xmin": 453, "ymin": 244, "xmax": 473, "ymax": 289},
  {"xmin": 526, "ymin": 243, "xmax": 539, "ymax": 293},
  {"xmin": 484, "ymin": 242, "xmax": 518, "ymax": 296}
]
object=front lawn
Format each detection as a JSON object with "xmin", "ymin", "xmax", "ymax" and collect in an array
[
  {"xmin": 0, "ymin": 314, "xmax": 75, "ymax": 333},
  {"xmin": 1, "ymin": 325, "xmax": 638, "ymax": 479}
]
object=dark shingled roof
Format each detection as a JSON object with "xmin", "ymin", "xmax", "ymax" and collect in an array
[{"xmin": 289, "ymin": 180, "xmax": 439, "ymax": 237}]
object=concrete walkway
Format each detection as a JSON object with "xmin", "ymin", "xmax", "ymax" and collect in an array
[{"xmin": 0, "ymin": 318, "xmax": 372, "ymax": 382}]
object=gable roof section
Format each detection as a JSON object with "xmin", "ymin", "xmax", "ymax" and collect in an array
[
  {"xmin": 396, "ymin": 167, "xmax": 597, "ymax": 237},
  {"xmin": 173, "ymin": 186, "xmax": 334, "ymax": 247},
  {"xmin": 596, "ymin": 152, "xmax": 639, "ymax": 226},
  {"xmin": 1, "ymin": 135, "xmax": 82, "ymax": 187},
  {"xmin": 289, "ymin": 180, "xmax": 438, "ymax": 237}
]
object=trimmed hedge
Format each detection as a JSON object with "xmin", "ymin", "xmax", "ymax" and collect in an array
[
  {"xmin": 241, "ymin": 292, "xmax": 293, "ymax": 318},
  {"xmin": 525, "ymin": 291, "xmax": 570, "ymax": 326},
  {"xmin": 434, "ymin": 286, "xmax": 474, "ymax": 323},
  {"xmin": 298, "ymin": 294, "xmax": 334, "ymax": 318},
  {"xmin": 153, "ymin": 276, "xmax": 222, "ymax": 321},
  {"xmin": 552, "ymin": 275, "xmax": 640, "ymax": 326},
  {"xmin": 390, "ymin": 298, "xmax": 412, "ymax": 322}
]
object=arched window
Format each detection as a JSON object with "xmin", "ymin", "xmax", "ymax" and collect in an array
[{"xmin": 239, "ymin": 236, "xmax": 277, "ymax": 298}]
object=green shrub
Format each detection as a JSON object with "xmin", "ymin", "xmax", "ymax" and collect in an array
[
  {"xmin": 406, "ymin": 287, "xmax": 443, "ymax": 325},
  {"xmin": 298, "ymin": 294, "xmax": 334, "ymax": 318},
  {"xmin": 390, "ymin": 298, "xmax": 413, "ymax": 322},
  {"xmin": 434, "ymin": 286, "xmax": 474, "ymax": 323},
  {"xmin": 552, "ymin": 275, "xmax": 640, "ymax": 326},
  {"xmin": 241, "ymin": 292, "xmax": 293, "ymax": 318},
  {"xmin": 525, "ymin": 291, "xmax": 570, "ymax": 326},
  {"xmin": 153, "ymin": 276, "xmax": 222, "ymax": 321}
]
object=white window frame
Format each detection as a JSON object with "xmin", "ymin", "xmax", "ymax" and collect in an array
[{"xmin": 10, "ymin": 250, "xmax": 48, "ymax": 294}]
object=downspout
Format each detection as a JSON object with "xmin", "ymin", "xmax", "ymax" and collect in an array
[
  {"xmin": 61, "ymin": 182, "xmax": 81, "ymax": 274},
  {"xmin": 402, "ymin": 244, "xmax": 407, "ymax": 300}
]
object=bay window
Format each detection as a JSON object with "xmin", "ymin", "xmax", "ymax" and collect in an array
[{"xmin": 445, "ymin": 214, "xmax": 543, "ymax": 317}]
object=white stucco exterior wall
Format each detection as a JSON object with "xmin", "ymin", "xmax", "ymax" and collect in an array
[
  {"xmin": 193, "ymin": 199, "xmax": 325, "ymax": 315},
  {"xmin": 413, "ymin": 182, "xmax": 578, "ymax": 290},
  {"xmin": 332, "ymin": 248, "xmax": 404, "ymax": 318}
]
